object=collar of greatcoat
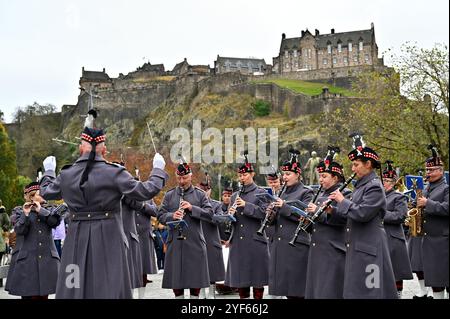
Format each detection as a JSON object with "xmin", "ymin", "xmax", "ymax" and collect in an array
[
  {"xmin": 354, "ymin": 171, "xmax": 378, "ymax": 189},
  {"xmin": 321, "ymin": 182, "xmax": 341, "ymax": 196},
  {"xmin": 285, "ymin": 181, "xmax": 304, "ymax": 194},
  {"xmin": 176, "ymin": 185, "xmax": 194, "ymax": 195},
  {"xmin": 76, "ymin": 153, "xmax": 105, "ymax": 163},
  {"xmin": 428, "ymin": 177, "xmax": 446, "ymax": 192},
  {"xmin": 241, "ymin": 182, "xmax": 257, "ymax": 194}
]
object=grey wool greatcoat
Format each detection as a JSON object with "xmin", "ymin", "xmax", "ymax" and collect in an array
[
  {"xmin": 201, "ymin": 199, "xmax": 225, "ymax": 282},
  {"xmin": 333, "ymin": 171, "xmax": 397, "ymax": 299},
  {"xmin": 135, "ymin": 200, "xmax": 158, "ymax": 275},
  {"xmin": 39, "ymin": 153, "xmax": 168, "ymax": 299},
  {"xmin": 305, "ymin": 183, "xmax": 351, "ymax": 299},
  {"xmin": 121, "ymin": 197, "xmax": 144, "ymax": 289},
  {"xmin": 268, "ymin": 182, "xmax": 314, "ymax": 297},
  {"xmin": 421, "ymin": 177, "xmax": 449, "ymax": 287},
  {"xmin": 5, "ymin": 206, "xmax": 61, "ymax": 297},
  {"xmin": 225, "ymin": 183, "xmax": 270, "ymax": 289},
  {"xmin": 383, "ymin": 190, "xmax": 413, "ymax": 281},
  {"xmin": 407, "ymin": 236, "xmax": 423, "ymax": 272},
  {"xmin": 158, "ymin": 185, "xmax": 213, "ymax": 289}
]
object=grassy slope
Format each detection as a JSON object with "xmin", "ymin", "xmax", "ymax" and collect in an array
[{"xmin": 254, "ymin": 78, "xmax": 354, "ymax": 96}]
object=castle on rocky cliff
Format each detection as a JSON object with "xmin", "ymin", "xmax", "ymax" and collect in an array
[{"xmin": 79, "ymin": 23, "xmax": 386, "ymax": 92}]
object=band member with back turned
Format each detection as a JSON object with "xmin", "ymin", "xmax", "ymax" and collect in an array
[
  {"xmin": 158, "ymin": 160, "xmax": 213, "ymax": 299},
  {"xmin": 327, "ymin": 133, "xmax": 398, "ymax": 299},
  {"xmin": 305, "ymin": 147, "xmax": 352, "ymax": 299},
  {"xmin": 197, "ymin": 172, "xmax": 226, "ymax": 299},
  {"xmin": 381, "ymin": 160, "xmax": 413, "ymax": 299},
  {"xmin": 39, "ymin": 110, "xmax": 168, "ymax": 299},
  {"xmin": 224, "ymin": 151, "xmax": 269, "ymax": 299},
  {"xmin": 269, "ymin": 149, "xmax": 314, "ymax": 299}
]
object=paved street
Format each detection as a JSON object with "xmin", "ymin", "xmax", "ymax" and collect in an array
[{"xmin": 0, "ymin": 270, "xmax": 437, "ymax": 299}]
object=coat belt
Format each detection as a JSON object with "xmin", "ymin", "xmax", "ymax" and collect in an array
[{"xmin": 70, "ymin": 211, "xmax": 116, "ymax": 221}]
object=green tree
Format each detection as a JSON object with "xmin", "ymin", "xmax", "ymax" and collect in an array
[
  {"xmin": 312, "ymin": 43, "xmax": 449, "ymax": 174},
  {"xmin": 0, "ymin": 123, "xmax": 22, "ymax": 212}
]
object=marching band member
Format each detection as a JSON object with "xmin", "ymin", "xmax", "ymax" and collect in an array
[
  {"xmin": 269, "ymin": 149, "xmax": 314, "ymax": 299},
  {"xmin": 328, "ymin": 133, "xmax": 398, "ymax": 299},
  {"xmin": 381, "ymin": 161, "xmax": 413, "ymax": 298},
  {"xmin": 158, "ymin": 160, "xmax": 213, "ymax": 299},
  {"xmin": 264, "ymin": 169, "xmax": 282, "ymax": 245},
  {"xmin": 305, "ymin": 147, "xmax": 351, "ymax": 299},
  {"xmin": 417, "ymin": 146, "xmax": 449, "ymax": 299},
  {"xmin": 224, "ymin": 151, "xmax": 269, "ymax": 299},
  {"xmin": 197, "ymin": 173, "xmax": 226, "ymax": 299},
  {"xmin": 5, "ymin": 182, "xmax": 61, "ymax": 299},
  {"xmin": 39, "ymin": 113, "xmax": 168, "ymax": 298}
]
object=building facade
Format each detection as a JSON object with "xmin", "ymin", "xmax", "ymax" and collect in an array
[{"xmin": 275, "ymin": 23, "xmax": 382, "ymax": 75}]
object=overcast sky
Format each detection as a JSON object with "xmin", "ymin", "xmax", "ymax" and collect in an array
[{"xmin": 1, "ymin": 0, "xmax": 448, "ymax": 122}]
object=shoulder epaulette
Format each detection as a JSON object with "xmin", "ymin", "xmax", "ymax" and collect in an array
[
  {"xmin": 105, "ymin": 161, "xmax": 125, "ymax": 169},
  {"xmin": 61, "ymin": 164, "xmax": 73, "ymax": 170},
  {"xmin": 165, "ymin": 187, "xmax": 176, "ymax": 194},
  {"xmin": 194, "ymin": 186, "xmax": 206, "ymax": 193}
]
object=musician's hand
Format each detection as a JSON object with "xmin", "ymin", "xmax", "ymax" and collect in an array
[
  {"xmin": 328, "ymin": 190, "xmax": 344, "ymax": 203},
  {"xmin": 236, "ymin": 197, "xmax": 245, "ymax": 207},
  {"xmin": 306, "ymin": 203, "xmax": 317, "ymax": 213},
  {"xmin": 180, "ymin": 201, "xmax": 192, "ymax": 211},
  {"xmin": 33, "ymin": 201, "xmax": 41, "ymax": 213},
  {"xmin": 173, "ymin": 210, "xmax": 184, "ymax": 220},
  {"xmin": 273, "ymin": 198, "xmax": 284, "ymax": 208},
  {"xmin": 416, "ymin": 196, "xmax": 427, "ymax": 208},
  {"xmin": 228, "ymin": 207, "xmax": 236, "ymax": 215},
  {"xmin": 23, "ymin": 202, "xmax": 33, "ymax": 216}
]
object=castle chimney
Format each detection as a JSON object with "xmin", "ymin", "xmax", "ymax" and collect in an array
[
  {"xmin": 315, "ymin": 29, "xmax": 319, "ymax": 36},
  {"xmin": 103, "ymin": 68, "xmax": 105, "ymax": 73},
  {"xmin": 331, "ymin": 28, "xmax": 335, "ymax": 34},
  {"xmin": 184, "ymin": 58, "xmax": 187, "ymax": 62},
  {"xmin": 301, "ymin": 30, "xmax": 305, "ymax": 37},
  {"xmin": 82, "ymin": 66, "xmax": 85, "ymax": 74},
  {"xmin": 282, "ymin": 33, "xmax": 286, "ymax": 40},
  {"xmin": 371, "ymin": 22, "xmax": 374, "ymax": 29}
]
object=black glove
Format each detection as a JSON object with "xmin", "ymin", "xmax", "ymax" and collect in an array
[{"xmin": 123, "ymin": 197, "xmax": 144, "ymax": 211}]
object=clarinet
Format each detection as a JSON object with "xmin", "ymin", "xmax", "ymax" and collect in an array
[
  {"xmin": 176, "ymin": 188, "xmax": 186, "ymax": 240},
  {"xmin": 257, "ymin": 183, "xmax": 287, "ymax": 236},
  {"xmin": 225, "ymin": 183, "xmax": 245, "ymax": 235},
  {"xmin": 289, "ymin": 173, "xmax": 356, "ymax": 246}
]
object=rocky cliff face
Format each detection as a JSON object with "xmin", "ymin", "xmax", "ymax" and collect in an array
[{"xmin": 6, "ymin": 73, "xmax": 358, "ymax": 188}]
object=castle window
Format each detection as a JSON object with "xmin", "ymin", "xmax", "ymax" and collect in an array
[
  {"xmin": 365, "ymin": 54, "xmax": 369, "ymax": 62},
  {"xmin": 338, "ymin": 43, "xmax": 342, "ymax": 52},
  {"xmin": 293, "ymin": 50, "xmax": 298, "ymax": 57},
  {"xmin": 294, "ymin": 62, "xmax": 298, "ymax": 68},
  {"xmin": 303, "ymin": 48, "xmax": 307, "ymax": 56},
  {"xmin": 348, "ymin": 42, "xmax": 353, "ymax": 52},
  {"xmin": 327, "ymin": 44, "xmax": 332, "ymax": 54},
  {"xmin": 323, "ymin": 58, "xmax": 328, "ymax": 65},
  {"xmin": 285, "ymin": 63, "xmax": 289, "ymax": 69},
  {"xmin": 359, "ymin": 41, "xmax": 363, "ymax": 51},
  {"xmin": 333, "ymin": 57, "xmax": 337, "ymax": 64},
  {"xmin": 353, "ymin": 56, "xmax": 358, "ymax": 62},
  {"xmin": 285, "ymin": 50, "xmax": 289, "ymax": 58},
  {"xmin": 343, "ymin": 57, "xmax": 348, "ymax": 64},
  {"xmin": 308, "ymin": 49, "xmax": 312, "ymax": 58}
]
